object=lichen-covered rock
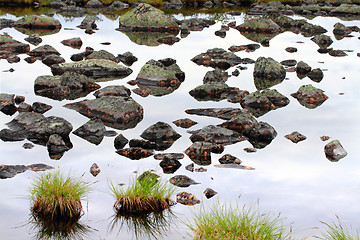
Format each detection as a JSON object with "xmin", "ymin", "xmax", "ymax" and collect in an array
[
  {"xmin": 14, "ymin": 15, "xmax": 61, "ymax": 30},
  {"xmin": 219, "ymin": 113, "xmax": 257, "ymax": 133},
  {"xmin": 61, "ymin": 37, "xmax": 82, "ymax": 49},
  {"xmin": 64, "ymin": 96, "xmax": 143, "ymax": 130},
  {"xmin": 0, "ymin": 33, "xmax": 30, "ymax": 55},
  {"xmin": 42, "ymin": 54, "xmax": 65, "ymax": 67},
  {"xmin": 140, "ymin": 121, "xmax": 181, "ymax": 142},
  {"xmin": 324, "ymin": 140, "xmax": 347, "ymax": 162},
  {"xmin": 191, "ymin": 48, "xmax": 242, "ymax": 70},
  {"xmin": 307, "ymin": 68, "xmax": 324, "ymax": 82},
  {"xmin": 236, "ymin": 18, "xmax": 282, "ymax": 33},
  {"xmin": 73, "ymin": 118, "xmax": 106, "ymax": 145},
  {"xmin": 291, "ymin": 84, "xmax": 328, "ymax": 109},
  {"xmin": 311, "ymin": 34, "xmax": 333, "ymax": 49},
  {"xmin": 32, "ymin": 102, "xmax": 52, "ymax": 114},
  {"xmin": 28, "ymin": 44, "xmax": 60, "ymax": 58},
  {"xmin": 185, "ymin": 141, "xmax": 223, "ymax": 165},
  {"xmin": 203, "ymin": 69, "xmax": 229, "ymax": 83},
  {"xmin": 118, "ymin": 3, "xmax": 179, "ymax": 33},
  {"xmin": 34, "ymin": 72, "xmax": 101, "ymax": 100},
  {"xmin": 86, "ymin": 50, "xmax": 118, "ymax": 63},
  {"xmin": 47, "ymin": 134, "xmax": 70, "ymax": 160},
  {"xmin": 189, "ymin": 82, "xmax": 233, "ymax": 102},
  {"xmin": 179, "ymin": 18, "xmax": 215, "ymax": 32},
  {"xmin": 253, "ymin": 57, "xmax": 286, "ymax": 90},
  {"xmin": 159, "ymin": 157, "xmax": 181, "ymax": 174},
  {"xmin": 176, "ymin": 192, "xmax": 200, "ymax": 205},
  {"xmin": 218, "ymin": 154, "xmax": 241, "ymax": 164},
  {"xmin": 116, "ymin": 147, "xmax": 154, "ymax": 160},
  {"xmin": 189, "ymin": 125, "xmax": 247, "ymax": 145},
  {"xmin": 243, "ymin": 121, "xmax": 277, "ymax": 149},
  {"xmin": 135, "ymin": 59, "xmax": 185, "ymax": 96},
  {"xmin": 170, "ymin": 175, "xmax": 199, "ymax": 187},
  {"xmin": 0, "ymin": 93, "xmax": 17, "ymax": 115},
  {"xmin": 93, "ymin": 85, "xmax": 131, "ymax": 98},
  {"xmin": 330, "ymin": 3, "xmax": 360, "ymax": 15},
  {"xmin": 51, "ymin": 59, "xmax": 133, "ymax": 80},
  {"xmin": 173, "ymin": 118, "xmax": 197, "ymax": 128},
  {"xmin": 24, "ymin": 34, "xmax": 42, "ymax": 46},
  {"xmin": 86, "ymin": 0, "xmax": 103, "ymax": 8},
  {"xmin": 285, "ymin": 131, "xmax": 307, "ymax": 143}
]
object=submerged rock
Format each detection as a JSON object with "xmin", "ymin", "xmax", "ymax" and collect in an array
[
  {"xmin": 116, "ymin": 147, "xmax": 154, "ymax": 160},
  {"xmin": 291, "ymin": 84, "xmax": 328, "ymax": 109},
  {"xmin": 285, "ymin": 131, "xmax": 307, "ymax": 143},
  {"xmin": 64, "ymin": 96, "xmax": 143, "ymax": 130},
  {"xmin": 73, "ymin": 118, "xmax": 106, "ymax": 145},
  {"xmin": 176, "ymin": 192, "xmax": 200, "ymax": 205},
  {"xmin": 324, "ymin": 140, "xmax": 347, "ymax": 162},
  {"xmin": 191, "ymin": 48, "xmax": 242, "ymax": 70},
  {"xmin": 34, "ymin": 72, "xmax": 100, "ymax": 100},
  {"xmin": 118, "ymin": 3, "xmax": 179, "ymax": 34},
  {"xmin": 51, "ymin": 59, "xmax": 133, "ymax": 80},
  {"xmin": 0, "ymin": 163, "xmax": 53, "ymax": 179},
  {"xmin": 214, "ymin": 163, "xmax": 255, "ymax": 170},
  {"xmin": 170, "ymin": 175, "xmax": 199, "ymax": 187}
]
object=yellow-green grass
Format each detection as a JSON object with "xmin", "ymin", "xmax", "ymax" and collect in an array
[
  {"xmin": 315, "ymin": 216, "xmax": 360, "ymax": 240},
  {"xmin": 29, "ymin": 170, "xmax": 91, "ymax": 223},
  {"xmin": 110, "ymin": 171, "xmax": 175, "ymax": 215},
  {"xmin": 189, "ymin": 203, "xmax": 291, "ymax": 240}
]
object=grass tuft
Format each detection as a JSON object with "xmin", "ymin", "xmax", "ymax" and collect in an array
[
  {"xmin": 189, "ymin": 202, "xmax": 291, "ymax": 240},
  {"xmin": 29, "ymin": 170, "xmax": 91, "ymax": 223},
  {"xmin": 110, "ymin": 171, "xmax": 175, "ymax": 215},
  {"xmin": 315, "ymin": 215, "xmax": 360, "ymax": 240}
]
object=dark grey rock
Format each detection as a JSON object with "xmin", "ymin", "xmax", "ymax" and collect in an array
[{"xmin": 73, "ymin": 118, "xmax": 106, "ymax": 145}]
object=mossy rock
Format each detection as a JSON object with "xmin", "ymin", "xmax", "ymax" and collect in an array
[
  {"xmin": 120, "ymin": 31, "xmax": 175, "ymax": 46},
  {"xmin": 15, "ymin": 15, "xmax": 61, "ymax": 29},
  {"xmin": 236, "ymin": 18, "xmax": 282, "ymax": 33},
  {"xmin": 331, "ymin": 3, "xmax": 360, "ymax": 14},
  {"xmin": 118, "ymin": 3, "xmax": 179, "ymax": 33},
  {"xmin": 253, "ymin": 57, "xmax": 285, "ymax": 90},
  {"xmin": 189, "ymin": 82, "xmax": 231, "ymax": 102}
]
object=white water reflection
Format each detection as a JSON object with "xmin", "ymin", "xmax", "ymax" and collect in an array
[{"xmin": 0, "ymin": 11, "xmax": 360, "ymax": 239}]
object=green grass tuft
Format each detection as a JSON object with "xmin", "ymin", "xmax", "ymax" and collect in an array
[
  {"xmin": 110, "ymin": 171, "xmax": 175, "ymax": 215},
  {"xmin": 29, "ymin": 170, "xmax": 91, "ymax": 222},
  {"xmin": 315, "ymin": 215, "xmax": 360, "ymax": 240},
  {"xmin": 189, "ymin": 202, "xmax": 291, "ymax": 240}
]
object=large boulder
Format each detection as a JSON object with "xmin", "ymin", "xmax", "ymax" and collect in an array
[
  {"xmin": 14, "ymin": 15, "xmax": 61, "ymax": 36},
  {"xmin": 253, "ymin": 57, "xmax": 286, "ymax": 90},
  {"xmin": 64, "ymin": 96, "xmax": 143, "ymax": 130},
  {"xmin": 118, "ymin": 3, "xmax": 179, "ymax": 33},
  {"xmin": 51, "ymin": 59, "xmax": 133, "ymax": 80}
]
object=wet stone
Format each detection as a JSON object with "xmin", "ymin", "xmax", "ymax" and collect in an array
[
  {"xmin": 159, "ymin": 157, "xmax": 182, "ymax": 174},
  {"xmin": 320, "ymin": 136, "xmax": 330, "ymax": 141},
  {"xmin": 17, "ymin": 102, "xmax": 32, "ymax": 112},
  {"xmin": 42, "ymin": 54, "xmax": 65, "ymax": 67},
  {"xmin": 32, "ymin": 102, "xmax": 52, "ymax": 114},
  {"xmin": 173, "ymin": 118, "xmax": 198, "ymax": 128},
  {"xmin": 189, "ymin": 82, "xmax": 233, "ymax": 102},
  {"xmin": 116, "ymin": 147, "xmax": 154, "ymax": 160},
  {"xmin": 243, "ymin": 121, "xmax": 277, "ymax": 149},
  {"xmin": 285, "ymin": 47, "xmax": 297, "ymax": 53},
  {"xmin": 203, "ymin": 69, "xmax": 228, "ymax": 83},
  {"xmin": 285, "ymin": 131, "xmax": 307, "ymax": 143},
  {"xmin": 169, "ymin": 175, "xmax": 199, "ymax": 187},
  {"xmin": 132, "ymin": 88, "xmax": 151, "ymax": 97},
  {"xmin": 154, "ymin": 153, "xmax": 184, "ymax": 161},
  {"xmin": 61, "ymin": 37, "xmax": 83, "ymax": 49},
  {"xmin": 140, "ymin": 121, "xmax": 181, "ymax": 142},
  {"xmin": 189, "ymin": 125, "xmax": 247, "ymax": 145},
  {"xmin": 7, "ymin": 55, "xmax": 20, "ymax": 63},
  {"xmin": 157, "ymin": 36, "xmax": 180, "ymax": 45},
  {"xmin": 22, "ymin": 142, "xmax": 34, "ymax": 149},
  {"xmin": 325, "ymin": 140, "xmax": 347, "ymax": 162},
  {"xmin": 14, "ymin": 96, "xmax": 25, "ymax": 104},
  {"xmin": 218, "ymin": 154, "xmax": 241, "ymax": 164},
  {"xmin": 291, "ymin": 84, "xmax": 328, "ymax": 109},
  {"xmin": 195, "ymin": 167, "xmax": 207, "ymax": 172},
  {"xmin": 0, "ymin": 93, "xmax": 17, "ymax": 115},
  {"xmin": 93, "ymin": 85, "xmax": 131, "ymax": 98},
  {"xmin": 244, "ymin": 147, "xmax": 257, "ymax": 153},
  {"xmin": 0, "ymin": 163, "xmax": 53, "ymax": 179},
  {"xmin": 204, "ymin": 188, "xmax": 218, "ymax": 199},
  {"xmin": 176, "ymin": 192, "xmax": 200, "ymax": 205},
  {"xmin": 117, "ymin": 52, "xmax": 138, "ymax": 66},
  {"xmin": 47, "ymin": 134, "xmax": 70, "ymax": 160},
  {"xmin": 28, "ymin": 44, "xmax": 60, "ymax": 58},
  {"xmin": 185, "ymin": 141, "xmax": 222, "ymax": 165},
  {"xmin": 191, "ymin": 48, "xmax": 242, "ymax": 70},
  {"xmin": 228, "ymin": 44, "xmax": 260, "ymax": 53},
  {"xmin": 185, "ymin": 163, "xmax": 194, "ymax": 172},
  {"xmin": 307, "ymin": 68, "xmax": 324, "ymax": 82},
  {"xmin": 281, "ymin": 59, "xmax": 297, "ymax": 67},
  {"xmin": 90, "ymin": 163, "xmax": 101, "ymax": 177},
  {"xmin": 219, "ymin": 113, "xmax": 257, "ymax": 133},
  {"xmin": 296, "ymin": 61, "xmax": 312, "ymax": 75},
  {"xmin": 73, "ymin": 118, "xmax": 106, "ymax": 145},
  {"xmin": 0, "ymin": 129, "xmax": 26, "ymax": 142},
  {"xmin": 114, "ymin": 134, "xmax": 128, "ymax": 150},
  {"xmin": 329, "ymin": 49, "xmax": 347, "ymax": 57}
]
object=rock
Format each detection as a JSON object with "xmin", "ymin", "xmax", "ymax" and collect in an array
[
  {"xmin": 307, "ymin": 68, "xmax": 324, "ymax": 82},
  {"xmin": 330, "ymin": 3, "xmax": 360, "ymax": 15},
  {"xmin": 223, "ymin": 88, "xmax": 249, "ymax": 103},
  {"xmin": 64, "ymin": 96, "xmax": 143, "ymax": 130},
  {"xmin": 114, "ymin": 134, "xmax": 128, "ymax": 149},
  {"xmin": 236, "ymin": 18, "xmax": 282, "ymax": 33},
  {"xmin": 14, "ymin": 96, "xmax": 25, "ymax": 104},
  {"xmin": 14, "ymin": 15, "xmax": 61, "ymax": 34},
  {"xmin": 17, "ymin": 102, "xmax": 32, "ymax": 112},
  {"xmin": 23, "ymin": 142, "xmax": 34, "ymax": 149},
  {"xmin": 34, "ymin": 72, "xmax": 101, "ymax": 100},
  {"xmin": 185, "ymin": 163, "xmax": 194, "ymax": 172},
  {"xmin": 42, "ymin": 54, "xmax": 65, "ymax": 66},
  {"xmin": 51, "ymin": 59, "xmax": 133, "ymax": 80},
  {"xmin": 47, "ymin": 134, "xmax": 70, "ymax": 160},
  {"xmin": 219, "ymin": 113, "xmax": 257, "ymax": 133},
  {"xmin": 285, "ymin": 47, "xmax": 297, "ymax": 53},
  {"xmin": 107, "ymin": 1, "xmax": 129, "ymax": 10},
  {"xmin": 285, "ymin": 131, "xmax": 307, "ymax": 143},
  {"xmin": 214, "ymin": 164, "xmax": 255, "ymax": 170},
  {"xmin": 154, "ymin": 153, "xmax": 184, "ymax": 160},
  {"xmin": 159, "ymin": 157, "xmax": 182, "ymax": 174},
  {"xmin": 129, "ymin": 139, "xmax": 158, "ymax": 150},
  {"xmin": 173, "ymin": 118, "xmax": 197, "ymax": 128},
  {"xmin": 118, "ymin": 3, "xmax": 180, "ymax": 34},
  {"xmin": 329, "ymin": 49, "xmax": 347, "ymax": 57},
  {"xmin": 28, "ymin": 44, "xmax": 60, "ymax": 58},
  {"xmin": 191, "ymin": 48, "xmax": 242, "ymax": 70},
  {"xmin": 157, "ymin": 36, "xmax": 180, "ymax": 45},
  {"xmin": 104, "ymin": 130, "xmax": 117, "ymax": 137},
  {"xmin": 203, "ymin": 69, "xmax": 228, "ymax": 83},
  {"xmin": 24, "ymin": 34, "xmax": 42, "ymax": 46},
  {"xmin": 324, "ymin": 140, "xmax": 347, "ymax": 162},
  {"xmin": 218, "ymin": 154, "xmax": 241, "ymax": 164},
  {"xmin": 244, "ymin": 147, "xmax": 257, "ymax": 153},
  {"xmin": 61, "ymin": 37, "xmax": 82, "ymax": 49},
  {"xmin": 133, "ymin": 88, "xmax": 151, "ymax": 97},
  {"xmin": 280, "ymin": 59, "xmax": 297, "ymax": 67},
  {"xmin": 296, "ymin": 61, "xmax": 312, "ymax": 75},
  {"xmin": 189, "ymin": 82, "xmax": 233, "ymax": 102},
  {"xmin": 93, "ymin": 85, "xmax": 131, "ymax": 98},
  {"xmin": 185, "ymin": 141, "xmax": 223, "ymax": 165},
  {"xmin": 135, "ymin": 59, "xmax": 185, "ymax": 96},
  {"xmin": 321, "ymin": 136, "xmax": 330, "ymax": 141},
  {"xmin": 0, "ymin": 129, "xmax": 26, "ymax": 141},
  {"xmin": 77, "ymin": 15, "xmax": 98, "ymax": 31},
  {"xmin": 6, "ymin": 55, "xmax": 20, "ymax": 63},
  {"xmin": 0, "ymin": 18, "xmax": 14, "ymax": 30},
  {"xmin": 291, "ymin": 84, "xmax": 328, "ymax": 109},
  {"xmin": 90, "ymin": 163, "xmax": 101, "ymax": 177},
  {"xmin": 180, "ymin": 18, "xmax": 215, "ymax": 32},
  {"xmin": 185, "ymin": 108, "xmax": 247, "ymax": 120},
  {"xmin": 70, "ymin": 53, "xmax": 84, "ymax": 62},
  {"xmin": 116, "ymin": 147, "xmax": 154, "ymax": 160},
  {"xmin": 73, "ymin": 118, "xmax": 106, "ymax": 145},
  {"xmin": 189, "ymin": 125, "xmax": 247, "ymax": 145},
  {"xmin": 0, "ymin": 33, "xmax": 30, "ymax": 55},
  {"xmin": 137, "ymin": 171, "xmax": 159, "ymax": 183},
  {"xmin": 0, "ymin": 93, "xmax": 17, "ymax": 115},
  {"xmin": 117, "ymin": 51, "xmax": 138, "ymax": 66},
  {"xmin": 0, "ymin": 164, "xmax": 53, "ymax": 179},
  {"xmin": 86, "ymin": 50, "xmax": 119, "ymax": 63},
  {"xmin": 140, "ymin": 121, "xmax": 181, "ymax": 142},
  {"xmin": 243, "ymin": 121, "xmax": 277, "ymax": 149},
  {"xmin": 195, "ymin": 167, "xmax": 207, "ymax": 172},
  {"xmin": 86, "ymin": 0, "xmax": 103, "ymax": 8},
  {"xmin": 253, "ymin": 57, "xmax": 286, "ymax": 90},
  {"xmin": 204, "ymin": 188, "xmax": 217, "ymax": 199},
  {"xmin": 228, "ymin": 44, "xmax": 260, "ymax": 53},
  {"xmin": 170, "ymin": 175, "xmax": 199, "ymax": 187},
  {"xmin": 32, "ymin": 102, "xmax": 52, "ymax": 114},
  {"xmin": 311, "ymin": 34, "xmax": 333, "ymax": 49},
  {"xmin": 176, "ymin": 192, "xmax": 200, "ymax": 205}
]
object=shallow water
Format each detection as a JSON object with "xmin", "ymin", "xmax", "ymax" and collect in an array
[{"xmin": 1, "ymin": 9, "xmax": 360, "ymax": 240}]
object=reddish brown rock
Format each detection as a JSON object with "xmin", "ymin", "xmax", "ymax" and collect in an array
[
  {"xmin": 291, "ymin": 84, "xmax": 328, "ymax": 109},
  {"xmin": 90, "ymin": 163, "xmax": 101, "ymax": 177},
  {"xmin": 116, "ymin": 147, "xmax": 154, "ymax": 160},
  {"xmin": 285, "ymin": 131, "xmax": 307, "ymax": 143},
  {"xmin": 173, "ymin": 118, "xmax": 197, "ymax": 128},
  {"xmin": 176, "ymin": 192, "xmax": 200, "ymax": 205},
  {"xmin": 61, "ymin": 37, "xmax": 83, "ymax": 49}
]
